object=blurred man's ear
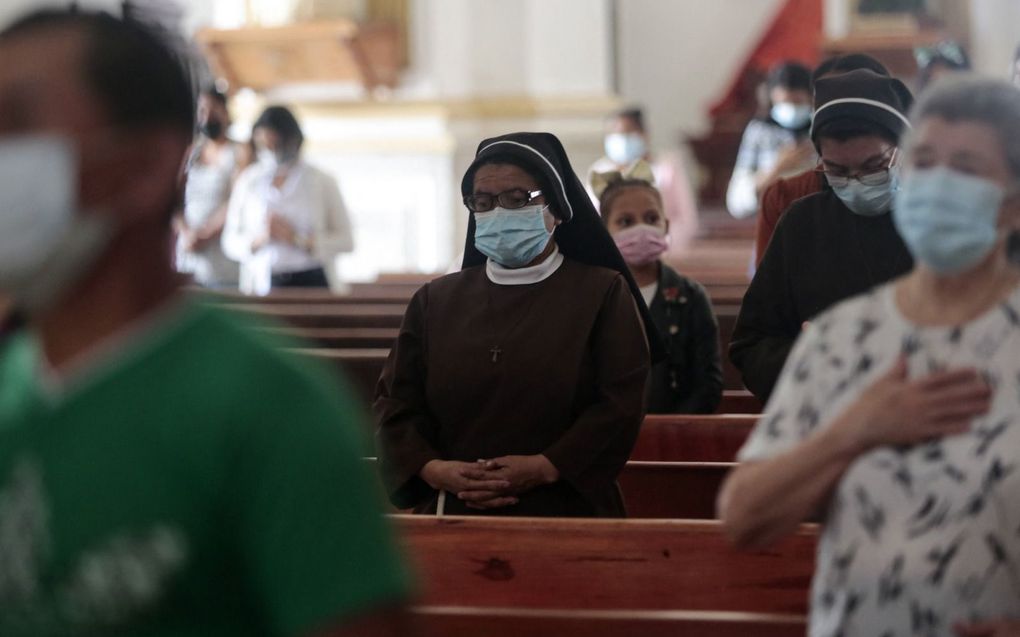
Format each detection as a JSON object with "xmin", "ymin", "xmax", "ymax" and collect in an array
[{"xmin": 115, "ymin": 128, "xmax": 190, "ymax": 227}]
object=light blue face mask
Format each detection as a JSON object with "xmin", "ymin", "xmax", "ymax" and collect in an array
[
  {"xmin": 893, "ymin": 166, "xmax": 1006, "ymax": 275},
  {"xmin": 604, "ymin": 133, "xmax": 647, "ymax": 165},
  {"xmin": 473, "ymin": 204, "xmax": 554, "ymax": 268},
  {"xmin": 771, "ymin": 102, "xmax": 813, "ymax": 130},
  {"xmin": 830, "ymin": 167, "xmax": 898, "ymax": 217}
]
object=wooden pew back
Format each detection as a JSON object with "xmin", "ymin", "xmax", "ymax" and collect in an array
[
  {"xmin": 414, "ymin": 606, "xmax": 806, "ymax": 637},
  {"xmin": 631, "ymin": 415, "xmax": 755, "ymax": 462},
  {"xmin": 395, "ymin": 516, "xmax": 815, "ymax": 614}
]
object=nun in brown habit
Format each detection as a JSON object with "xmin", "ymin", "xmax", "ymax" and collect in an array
[{"xmin": 374, "ymin": 132, "xmax": 662, "ymax": 517}]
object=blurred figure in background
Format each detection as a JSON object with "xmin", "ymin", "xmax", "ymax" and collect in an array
[
  {"xmin": 731, "ymin": 70, "xmax": 914, "ymax": 402},
  {"xmin": 588, "ymin": 107, "xmax": 700, "ymax": 255},
  {"xmin": 915, "ymin": 40, "xmax": 970, "ymax": 92},
  {"xmin": 754, "ymin": 54, "xmax": 893, "ymax": 264},
  {"xmin": 0, "ymin": 8, "xmax": 409, "ymax": 636},
  {"xmin": 222, "ymin": 105, "xmax": 354, "ymax": 295},
  {"xmin": 174, "ymin": 86, "xmax": 246, "ymax": 288},
  {"xmin": 727, "ymin": 61, "xmax": 816, "ymax": 219}
]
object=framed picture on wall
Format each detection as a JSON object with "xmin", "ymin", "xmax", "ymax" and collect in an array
[{"xmin": 850, "ymin": 0, "xmax": 946, "ymax": 34}]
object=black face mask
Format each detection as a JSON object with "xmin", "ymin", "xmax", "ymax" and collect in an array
[{"xmin": 200, "ymin": 119, "xmax": 225, "ymax": 140}]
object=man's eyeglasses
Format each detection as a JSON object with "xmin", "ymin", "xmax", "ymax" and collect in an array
[
  {"xmin": 816, "ymin": 149, "xmax": 897, "ymax": 188},
  {"xmin": 464, "ymin": 189, "xmax": 542, "ymax": 213}
]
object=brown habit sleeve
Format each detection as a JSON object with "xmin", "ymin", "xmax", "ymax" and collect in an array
[
  {"xmin": 542, "ymin": 274, "xmax": 650, "ymax": 503},
  {"xmin": 373, "ymin": 285, "xmax": 442, "ymax": 508}
]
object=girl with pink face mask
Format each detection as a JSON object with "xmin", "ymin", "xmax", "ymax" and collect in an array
[{"xmin": 595, "ymin": 168, "xmax": 723, "ymax": 413}]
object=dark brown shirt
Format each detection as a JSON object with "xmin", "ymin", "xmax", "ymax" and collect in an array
[{"xmin": 374, "ymin": 258, "xmax": 650, "ymax": 517}]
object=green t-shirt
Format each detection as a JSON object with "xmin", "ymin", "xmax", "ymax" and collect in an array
[{"xmin": 0, "ymin": 301, "xmax": 410, "ymax": 637}]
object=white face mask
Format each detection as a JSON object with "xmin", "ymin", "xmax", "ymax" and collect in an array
[
  {"xmin": 0, "ymin": 135, "xmax": 113, "ymax": 313},
  {"xmin": 604, "ymin": 133, "xmax": 647, "ymax": 165}
]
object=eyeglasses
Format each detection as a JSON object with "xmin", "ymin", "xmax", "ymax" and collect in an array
[
  {"xmin": 464, "ymin": 188, "xmax": 542, "ymax": 213},
  {"xmin": 816, "ymin": 149, "xmax": 897, "ymax": 188}
]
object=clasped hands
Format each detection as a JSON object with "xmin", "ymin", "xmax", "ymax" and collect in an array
[
  {"xmin": 251, "ymin": 213, "xmax": 303, "ymax": 252},
  {"xmin": 420, "ymin": 455, "xmax": 560, "ymax": 510}
]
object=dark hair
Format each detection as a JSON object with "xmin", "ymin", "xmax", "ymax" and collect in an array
[
  {"xmin": 201, "ymin": 85, "xmax": 228, "ymax": 108},
  {"xmin": 253, "ymin": 105, "xmax": 304, "ymax": 152},
  {"xmin": 813, "ymin": 118, "xmax": 898, "ymax": 146},
  {"xmin": 1, "ymin": 9, "xmax": 195, "ymax": 135},
  {"xmin": 463, "ymin": 153, "xmax": 562, "ymax": 220},
  {"xmin": 610, "ymin": 107, "xmax": 645, "ymax": 132},
  {"xmin": 598, "ymin": 179, "xmax": 663, "ymax": 225},
  {"xmin": 767, "ymin": 61, "xmax": 813, "ymax": 93},
  {"xmin": 813, "ymin": 54, "xmax": 889, "ymax": 83}
]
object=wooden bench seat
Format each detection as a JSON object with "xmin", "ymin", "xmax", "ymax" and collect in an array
[
  {"xmin": 414, "ymin": 606, "xmax": 806, "ymax": 637},
  {"xmin": 394, "ymin": 515, "xmax": 815, "ymax": 614}
]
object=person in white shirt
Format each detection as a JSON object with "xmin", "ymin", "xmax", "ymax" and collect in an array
[
  {"xmin": 587, "ymin": 107, "xmax": 701, "ymax": 255},
  {"xmin": 726, "ymin": 61, "xmax": 816, "ymax": 219},
  {"xmin": 221, "ymin": 105, "xmax": 353, "ymax": 295},
  {"xmin": 174, "ymin": 87, "xmax": 247, "ymax": 288}
]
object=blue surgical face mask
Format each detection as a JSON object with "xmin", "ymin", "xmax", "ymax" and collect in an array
[
  {"xmin": 893, "ymin": 166, "xmax": 1006, "ymax": 275},
  {"xmin": 473, "ymin": 204, "xmax": 554, "ymax": 268},
  {"xmin": 604, "ymin": 133, "xmax": 647, "ymax": 165},
  {"xmin": 771, "ymin": 102, "xmax": 813, "ymax": 130},
  {"xmin": 830, "ymin": 169, "xmax": 897, "ymax": 217}
]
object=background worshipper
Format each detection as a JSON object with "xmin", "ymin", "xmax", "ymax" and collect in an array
[
  {"xmin": 375, "ymin": 132, "xmax": 656, "ymax": 518},
  {"xmin": 730, "ymin": 69, "xmax": 914, "ymax": 403},
  {"xmin": 754, "ymin": 54, "xmax": 893, "ymax": 265},
  {"xmin": 720, "ymin": 75, "xmax": 1020, "ymax": 637},
  {"xmin": 587, "ymin": 106, "xmax": 700, "ymax": 255},
  {"xmin": 915, "ymin": 40, "xmax": 971, "ymax": 92},
  {"xmin": 593, "ymin": 162, "xmax": 722, "ymax": 414},
  {"xmin": 173, "ymin": 86, "xmax": 246, "ymax": 288},
  {"xmin": 726, "ymin": 61, "xmax": 816, "ymax": 219},
  {"xmin": 221, "ymin": 105, "xmax": 354, "ymax": 294},
  {"xmin": 0, "ymin": 9, "xmax": 410, "ymax": 636}
]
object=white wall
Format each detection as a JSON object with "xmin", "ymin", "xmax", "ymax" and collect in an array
[
  {"xmin": 615, "ymin": 0, "xmax": 784, "ymax": 152},
  {"xmin": 970, "ymin": 0, "xmax": 1020, "ymax": 81}
]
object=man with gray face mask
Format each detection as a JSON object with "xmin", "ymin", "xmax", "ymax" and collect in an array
[
  {"xmin": 730, "ymin": 69, "xmax": 915, "ymax": 402},
  {"xmin": 0, "ymin": 9, "xmax": 409, "ymax": 636}
]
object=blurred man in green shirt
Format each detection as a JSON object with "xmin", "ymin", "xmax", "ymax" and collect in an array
[{"xmin": 0, "ymin": 9, "xmax": 410, "ymax": 636}]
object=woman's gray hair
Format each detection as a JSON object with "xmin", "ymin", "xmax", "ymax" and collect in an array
[{"xmin": 904, "ymin": 74, "xmax": 1020, "ymax": 180}]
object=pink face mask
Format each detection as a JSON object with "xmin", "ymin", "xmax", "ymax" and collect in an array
[{"xmin": 613, "ymin": 224, "xmax": 668, "ymax": 266}]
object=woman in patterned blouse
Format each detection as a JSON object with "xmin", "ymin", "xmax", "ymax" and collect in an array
[{"xmin": 720, "ymin": 76, "xmax": 1020, "ymax": 636}]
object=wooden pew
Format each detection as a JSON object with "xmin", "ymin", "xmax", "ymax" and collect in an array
[
  {"xmin": 717, "ymin": 389, "xmax": 761, "ymax": 414},
  {"xmin": 230, "ymin": 303, "xmax": 407, "ymax": 329},
  {"xmin": 620, "ymin": 461, "xmax": 730, "ymax": 519},
  {"xmin": 414, "ymin": 606, "xmax": 806, "ymax": 637},
  {"xmin": 298, "ymin": 346, "xmax": 761, "ymax": 414},
  {"xmin": 269, "ymin": 327, "xmax": 399, "ymax": 349},
  {"xmin": 631, "ymin": 415, "xmax": 755, "ymax": 462},
  {"xmin": 366, "ymin": 458, "xmax": 734, "ymax": 519},
  {"xmin": 200, "ymin": 283, "xmax": 748, "ymax": 308},
  {"xmin": 395, "ymin": 515, "xmax": 815, "ymax": 614}
]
